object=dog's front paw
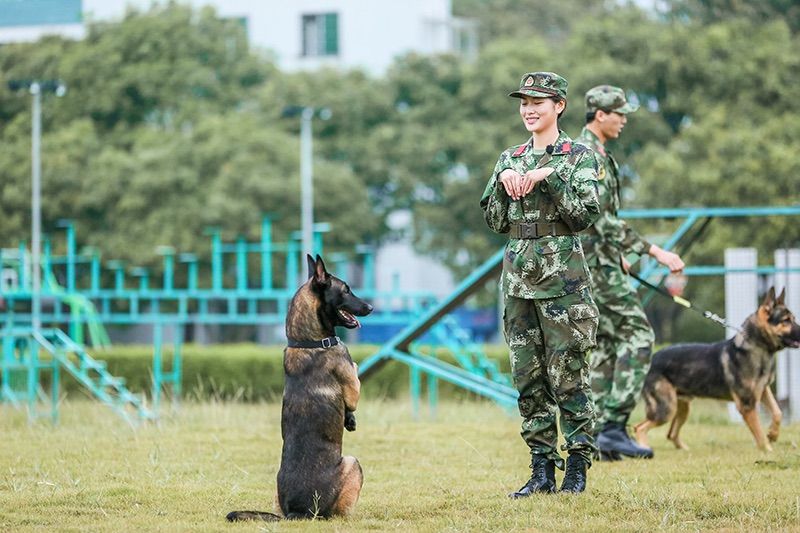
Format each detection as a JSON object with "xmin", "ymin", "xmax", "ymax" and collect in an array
[
  {"xmin": 344, "ymin": 411, "xmax": 357, "ymax": 432},
  {"xmin": 768, "ymin": 428, "xmax": 779, "ymax": 443}
]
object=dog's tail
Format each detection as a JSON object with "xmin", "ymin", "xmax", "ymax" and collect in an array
[
  {"xmin": 641, "ymin": 372, "xmax": 677, "ymax": 424},
  {"xmin": 226, "ymin": 510, "xmax": 281, "ymax": 522}
]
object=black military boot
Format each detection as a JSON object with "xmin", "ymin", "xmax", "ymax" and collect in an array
[
  {"xmin": 559, "ymin": 454, "xmax": 589, "ymax": 493},
  {"xmin": 596, "ymin": 421, "xmax": 654, "ymax": 459},
  {"xmin": 599, "ymin": 449, "xmax": 623, "ymax": 461},
  {"xmin": 508, "ymin": 455, "xmax": 556, "ymax": 498}
]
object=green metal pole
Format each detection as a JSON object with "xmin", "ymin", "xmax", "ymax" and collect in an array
[
  {"xmin": 18, "ymin": 241, "xmax": 27, "ymax": 290},
  {"xmin": 357, "ymin": 245, "xmax": 375, "ymax": 291},
  {"xmin": 50, "ymin": 353, "xmax": 60, "ymax": 424},
  {"xmin": 180, "ymin": 254, "xmax": 198, "ymax": 291},
  {"xmin": 261, "ymin": 216, "xmax": 273, "ymax": 290},
  {"xmin": 159, "ymin": 248, "xmax": 174, "ymax": 292},
  {"xmin": 27, "ymin": 339, "xmax": 38, "ymax": 421},
  {"xmin": 236, "ymin": 236, "xmax": 247, "ymax": 291},
  {"xmin": 89, "ymin": 250, "xmax": 100, "ymax": 292},
  {"xmin": 107, "ymin": 261, "xmax": 125, "ymax": 292},
  {"xmin": 172, "ymin": 324, "xmax": 182, "ymax": 404},
  {"xmin": 211, "ymin": 230, "xmax": 222, "ymax": 292},
  {"xmin": 410, "ymin": 365, "xmax": 420, "ymax": 421},
  {"xmin": 63, "ymin": 221, "xmax": 75, "ymax": 293},
  {"xmin": 287, "ymin": 240, "xmax": 299, "ymax": 290},
  {"xmin": 152, "ymin": 323, "xmax": 163, "ymax": 412},
  {"xmin": 428, "ymin": 374, "xmax": 438, "ymax": 419}
]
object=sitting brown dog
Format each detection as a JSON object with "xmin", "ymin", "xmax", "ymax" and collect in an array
[
  {"xmin": 634, "ymin": 287, "xmax": 800, "ymax": 452},
  {"xmin": 227, "ymin": 255, "xmax": 373, "ymax": 521}
]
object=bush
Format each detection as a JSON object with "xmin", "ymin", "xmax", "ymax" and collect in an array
[{"xmin": 58, "ymin": 344, "xmax": 513, "ymax": 402}]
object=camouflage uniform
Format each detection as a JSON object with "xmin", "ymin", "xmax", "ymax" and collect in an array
[
  {"xmin": 578, "ymin": 85, "xmax": 655, "ymax": 429},
  {"xmin": 481, "ymin": 72, "xmax": 601, "ymax": 466}
]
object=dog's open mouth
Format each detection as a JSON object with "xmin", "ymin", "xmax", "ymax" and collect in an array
[
  {"xmin": 786, "ymin": 338, "xmax": 800, "ymax": 349},
  {"xmin": 338, "ymin": 308, "xmax": 361, "ymax": 328}
]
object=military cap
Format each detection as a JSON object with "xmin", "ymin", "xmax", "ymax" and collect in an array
[
  {"xmin": 509, "ymin": 72, "xmax": 568, "ymax": 100},
  {"xmin": 585, "ymin": 85, "xmax": 639, "ymax": 114}
]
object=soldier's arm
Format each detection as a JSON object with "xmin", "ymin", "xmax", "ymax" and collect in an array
[
  {"xmin": 543, "ymin": 148, "xmax": 600, "ymax": 232},
  {"xmin": 593, "ymin": 208, "xmax": 651, "ymax": 256},
  {"xmin": 479, "ymin": 150, "xmax": 514, "ymax": 234}
]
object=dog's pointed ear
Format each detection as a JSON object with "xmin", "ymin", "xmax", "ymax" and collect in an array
[
  {"xmin": 776, "ymin": 287, "xmax": 786, "ymax": 305},
  {"xmin": 761, "ymin": 286, "xmax": 777, "ymax": 309},
  {"xmin": 306, "ymin": 254, "xmax": 316, "ymax": 280},
  {"xmin": 313, "ymin": 255, "xmax": 330, "ymax": 286}
]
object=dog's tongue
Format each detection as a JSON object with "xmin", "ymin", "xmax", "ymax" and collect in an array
[{"xmin": 341, "ymin": 309, "xmax": 361, "ymax": 328}]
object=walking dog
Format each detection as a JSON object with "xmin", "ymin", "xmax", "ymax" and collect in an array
[
  {"xmin": 634, "ymin": 287, "xmax": 800, "ymax": 452},
  {"xmin": 227, "ymin": 255, "xmax": 373, "ymax": 521}
]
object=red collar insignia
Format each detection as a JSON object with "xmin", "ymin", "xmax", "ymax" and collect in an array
[
  {"xmin": 512, "ymin": 142, "xmax": 530, "ymax": 157},
  {"xmin": 596, "ymin": 144, "xmax": 606, "ymax": 157}
]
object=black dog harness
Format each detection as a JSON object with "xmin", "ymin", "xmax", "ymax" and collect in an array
[{"xmin": 286, "ymin": 336, "xmax": 341, "ymax": 349}]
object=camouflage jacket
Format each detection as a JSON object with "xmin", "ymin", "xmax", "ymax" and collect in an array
[
  {"xmin": 577, "ymin": 127, "xmax": 651, "ymax": 267},
  {"xmin": 480, "ymin": 130, "xmax": 600, "ymax": 299}
]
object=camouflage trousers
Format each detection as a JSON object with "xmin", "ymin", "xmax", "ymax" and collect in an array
[
  {"xmin": 503, "ymin": 287, "xmax": 599, "ymax": 466},
  {"xmin": 588, "ymin": 264, "xmax": 655, "ymax": 428}
]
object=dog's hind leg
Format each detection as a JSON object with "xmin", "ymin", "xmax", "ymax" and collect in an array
[
  {"xmin": 330, "ymin": 456, "xmax": 363, "ymax": 517},
  {"xmin": 762, "ymin": 387, "xmax": 782, "ymax": 443},
  {"xmin": 667, "ymin": 399, "xmax": 691, "ymax": 450},
  {"xmin": 634, "ymin": 377, "xmax": 676, "ymax": 448}
]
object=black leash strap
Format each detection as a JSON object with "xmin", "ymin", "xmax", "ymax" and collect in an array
[
  {"xmin": 286, "ymin": 336, "xmax": 341, "ymax": 349},
  {"xmin": 628, "ymin": 270, "xmax": 742, "ymax": 332}
]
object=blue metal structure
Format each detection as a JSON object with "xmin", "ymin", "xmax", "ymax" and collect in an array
[
  {"xmin": 359, "ymin": 205, "xmax": 800, "ymax": 418},
  {"xmin": 3, "ymin": 205, "xmax": 799, "ymax": 423},
  {"xmin": 0, "ymin": 216, "xmax": 452, "ymax": 423}
]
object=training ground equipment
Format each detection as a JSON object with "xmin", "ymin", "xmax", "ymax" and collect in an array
[{"xmin": 360, "ymin": 206, "xmax": 800, "ymax": 419}]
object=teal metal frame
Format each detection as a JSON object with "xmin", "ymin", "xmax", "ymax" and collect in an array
[
  {"xmin": 0, "ymin": 215, "xmax": 444, "ymax": 423},
  {"xmin": 4, "ymin": 205, "xmax": 799, "ymax": 423},
  {"xmin": 360, "ymin": 205, "xmax": 800, "ymax": 418}
]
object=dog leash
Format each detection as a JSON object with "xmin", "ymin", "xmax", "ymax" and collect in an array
[{"xmin": 628, "ymin": 270, "xmax": 743, "ymax": 332}]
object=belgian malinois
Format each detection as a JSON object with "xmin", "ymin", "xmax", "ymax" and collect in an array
[
  {"xmin": 227, "ymin": 254, "xmax": 373, "ymax": 521},
  {"xmin": 634, "ymin": 287, "xmax": 800, "ymax": 452}
]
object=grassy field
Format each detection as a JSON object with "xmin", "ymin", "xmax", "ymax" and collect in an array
[{"xmin": 1, "ymin": 398, "xmax": 799, "ymax": 532}]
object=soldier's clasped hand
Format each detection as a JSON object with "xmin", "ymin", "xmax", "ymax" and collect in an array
[{"xmin": 499, "ymin": 167, "xmax": 555, "ymax": 200}]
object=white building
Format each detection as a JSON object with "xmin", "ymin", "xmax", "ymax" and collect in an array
[{"xmin": 0, "ymin": 0, "xmax": 477, "ymax": 74}]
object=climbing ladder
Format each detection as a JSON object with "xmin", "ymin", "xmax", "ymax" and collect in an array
[
  {"xmin": 1, "ymin": 326, "xmax": 154, "ymax": 425},
  {"xmin": 409, "ymin": 301, "xmax": 512, "ymax": 389}
]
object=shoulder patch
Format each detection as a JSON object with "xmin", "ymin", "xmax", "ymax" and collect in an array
[
  {"xmin": 569, "ymin": 142, "xmax": 590, "ymax": 154},
  {"xmin": 552, "ymin": 141, "xmax": 584, "ymax": 155},
  {"xmin": 511, "ymin": 142, "xmax": 530, "ymax": 158}
]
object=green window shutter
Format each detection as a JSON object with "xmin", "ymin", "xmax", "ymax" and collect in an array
[{"xmin": 324, "ymin": 13, "xmax": 338, "ymax": 55}]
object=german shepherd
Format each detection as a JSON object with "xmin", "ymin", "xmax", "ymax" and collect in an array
[
  {"xmin": 227, "ymin": 254, "xmax": 373, "ymax": 521},
  {"xmin": 634, "ymin": 287, "xmax": 800, "ymax": 452}
]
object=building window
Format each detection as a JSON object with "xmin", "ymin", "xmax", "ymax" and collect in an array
[{"xmin": 301, "ymin": 13, "xmax": 338, "ymax": 57}]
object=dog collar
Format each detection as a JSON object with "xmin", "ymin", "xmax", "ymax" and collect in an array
[{"xmin": 286, "ymin": 336, "xmax": 341, "ymax": 349}]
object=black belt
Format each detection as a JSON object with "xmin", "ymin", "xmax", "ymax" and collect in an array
[
  {"xmin": 287, "ymin": 336, "xmax": 341, "ymax": 349},
  {"xmin": 509, "ymin": 221, "xmax": 573, "ymax": 239}
]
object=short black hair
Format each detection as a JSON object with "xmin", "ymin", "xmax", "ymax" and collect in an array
[{"xmin": 585, "ymin": 110, "xmax": 597, "ymax": 124}]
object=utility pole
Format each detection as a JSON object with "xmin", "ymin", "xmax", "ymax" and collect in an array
[
  {"xmin": 300, "ymin": 107, "xmax": 315, "ymax": 259},
  {"xmin": 283, "ymin": 105, "xmax": 331, "ymax": 259},
  {"xmin": 8, "ymin": 80, "xmax": 67, "ymax": 330}
]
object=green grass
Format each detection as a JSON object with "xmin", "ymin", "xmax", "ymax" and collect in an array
[{"xmin": 1, "ymin": 398, "xmax": 799, "ymax": 532}]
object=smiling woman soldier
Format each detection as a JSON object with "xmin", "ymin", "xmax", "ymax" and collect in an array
[{"xmin": 480, "ymin": 72, "xmax": 601, "ymax": 495}]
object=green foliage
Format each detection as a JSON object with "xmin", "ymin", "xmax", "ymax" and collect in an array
[
  {"xmin": 55, "ymin": 343, "xmax": 512, "ymax": 402},
  {"xmin": 1, "ymin": 1, "xmax": 799, "ymax": 340}
]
